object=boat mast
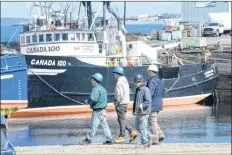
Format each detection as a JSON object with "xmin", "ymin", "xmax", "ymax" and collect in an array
[
  {"xmin": 63, "ymin": 2, "xmax": 72, "ymax": 27},
  {"xmin": 69, "ymin": 3, "xmax": 78, "ymax": 28},
  {"xmin": 103, "ymin": 2, "xmax": 106, "ymax": 31},
  {"xmin": 89, "ymin": 2, "xmax": 102, "ymax": 30},
  {"xmin": 81, "ymin": 1, "xmax": 92, "ymax": 29},
  {"xmin": 45, "ymin": 2, "xmax": 48, "ymax": 30},
  {"xmin": 76, "ymin": 2, "xmax": 82, "ymax": 29},
  {"xmin": 87, "ymin": 1, "xmax": 92, "ymax": 29},
  {"xmin": 83, "ymin": 1, "xmax": 88, "ymax": 29},
  {"xmin": 85, "ymin": 1, "xmax": 88, "ymax": 29},
  {"xmin": 40, "ymin": 2, "xmax": 44, "ymax": 16},
  {"xmin": 102, "ymin": 2, "xmax": 109, "ymax": 55},
  {"xmin": 123, "ymin": 1, "xmax": 126, "ymax": 26},
  {"xmin": 106, "ymin": 2, "xmax": 127, "ymax": 65}
]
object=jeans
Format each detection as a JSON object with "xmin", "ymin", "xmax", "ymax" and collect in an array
[
  {"xmin": 149, "ymin": 111, "xmax": 164, "ymax": 143},
  {"xmin": 115, "ymin": 104, "xmax": 133, "ymax": 137},
  {"xmin": 87, "ymin": 109, "xmax": 112, "ymax": 141},
  {"xmin": 135, "ymin": 114, "xmax": 153, "ymax": 144}
]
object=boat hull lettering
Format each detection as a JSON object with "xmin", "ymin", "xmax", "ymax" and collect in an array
[
  {"xmin": 31, "ymin": 59, "xmax": 67, "ymax": 66},
  {"xmin": 27, "ymin": 46, "xmax": 60, "ymax": 53}
]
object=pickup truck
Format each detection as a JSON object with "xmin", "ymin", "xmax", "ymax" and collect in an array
[{"xmin": 202, "ymin": 12, "xmax": 231, "ymax": 37}]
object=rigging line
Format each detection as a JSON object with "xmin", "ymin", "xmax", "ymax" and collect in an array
[
  {"xmin": 4, "ymin": 21, "xmax": 24, "ymax": 49},
  {"xmin": 164, "ymin": 76, "xmax": 180, "ymax": 94},
  {"xmin": 28, "ymin": 69, "xmax": 86, "ymax": 105}
]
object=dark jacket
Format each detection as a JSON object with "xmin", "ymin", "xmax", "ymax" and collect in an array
[
  {"xmin": 146, "ymin": 76, "xmax": 165, "ymax": 112},
  {"xmin": 88, "ymin": 84, "xmax": 107, "ymax": 111},
  {"xmin": 132, "ymin": 85, "xmax": 152, "ymax": 115}
]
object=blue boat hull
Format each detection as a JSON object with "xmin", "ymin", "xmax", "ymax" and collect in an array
[{"xmin": 1, "ymin": 55, "xmax": 28, "ymax": 109}]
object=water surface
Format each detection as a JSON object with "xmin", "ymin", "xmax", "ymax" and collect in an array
[{"xmin": 8, "ymin": 107, "xmax": 231, "ymax": 147}]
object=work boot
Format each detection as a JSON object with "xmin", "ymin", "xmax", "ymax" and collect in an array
[
  {"xmin": 135, "ymin": 144, "xmax": 148, "ymax": 149},
  {"xmin": 159, "ymin": 136, "xmax": 165, "ymax": 142},
  {"xmin": 80, "ymin": 138, "xmax": 91, "ymax": 145},
  {"xmin": 103, "ymin": 140, "xmax": 114, "ymax": 145},
  {"xmin": 114, "ymin": 137, "xmax": 125, "ymax": 143},
  {"xmin": 152, "ymin": 135, "xmax": 160, "ymax": 145},
  {"xmin": 152, "ymin": 141, "xmax": 160, "ymax": 145},
  {"xmin": 135, "ymin": 140, "xmax": 152, "ymax": 149},
  {"xmin": 129, "ymin": 130, "xmax": 137, "ymax": 142},
  {"xmin": 147, "ymin": 139, "xmax": 153, "ymax": 148}
]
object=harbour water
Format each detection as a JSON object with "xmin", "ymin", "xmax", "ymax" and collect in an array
[
  {"xmin": 1, "ymin": 23, "xmax": 164, "ymax": 42},
  {"xmin": 8, "ymin": 106, "xmax": 231, "ymax": 147},
  {"xmin": 1, "ymin": 25, "xmax": 24, "ymax": 42}
]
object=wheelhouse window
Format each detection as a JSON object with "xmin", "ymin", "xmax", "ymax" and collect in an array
[
  {"xmin": 32, "ymin": 35, "xmax": 37, "ymax": 43},
  {"xmin": 76, "ymin": 33, "xmax": 80, "ymax": 41},
  {"xmin": 87, "ymin": 33, "xmax": 94, "ymax": 41},
  {"xmin": 54, "ymin": 33, "xmax": 60, "ymax": 41},
  {"xmin": 46, "ymin": 34, "xmax": 52, "ymax": 42},
  {"xmin": 20, "ymin": 36, "xmax": 25, "ymax": 44},
  {"xmin": 39, "ymin": 34, "xmax": 44, "ymax": 42},
  {"xmin": 62, "ymin": 33, "xmax": 68, "ymax": 41},
  {"xmin": 81, "ymin": 33, "xmax": 87, "ymax": 41},
  {"xmin": 26, "ymin": 36, "xmax": 31, "ymax": 44},
  {"xmin": 69, "ymin": 33, "xmax": 75, "ymax": 41},
  {"xmin": 99, "ymin": 44, "xmax": 102, "ymax": 54}
]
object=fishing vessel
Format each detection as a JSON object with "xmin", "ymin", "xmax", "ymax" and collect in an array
[
  {"xmin": 0, "ymin": 45, "xmax": 28, "ymax": 109},
  {"xmin": 14, "ymin": 1, "xmax": 218, "ymax": 115}
]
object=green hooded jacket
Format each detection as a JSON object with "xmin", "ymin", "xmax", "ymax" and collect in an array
[{"xmin": 88, "ymin": 84, "xmax": 108, "ymax": 110}]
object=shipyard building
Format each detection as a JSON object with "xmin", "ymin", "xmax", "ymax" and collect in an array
[{"xmin": 181, "ymin": 2, "xmax": 231, "ymax": 23}]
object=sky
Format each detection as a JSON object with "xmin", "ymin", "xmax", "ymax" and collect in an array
[{"xmin": 1, "ymin": 2, "xmax": 181, "ymax": 18}]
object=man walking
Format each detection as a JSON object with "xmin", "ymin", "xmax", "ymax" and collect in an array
[
  {"xmin": 132, "ymin": 74, "xmax": 153, "ymax": 148},
  {"xmin": 81, "ymin": 73, "xmax": 113, "ymax": 145},
  {"xmin": 112, "ymin": 66, "xmax": 137, "ymax": 143},
  {"xmin": 147, "ymin": 65, "xmax": 165, "ymax": 145}
]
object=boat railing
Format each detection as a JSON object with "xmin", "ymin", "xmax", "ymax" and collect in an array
[
  {"xmin": 105, "ymin": 55, "xmax": 152, "ymax": 67},
  {"xmin": 68, "ymin": 55, "xmax": 152, "ymax": 67}
]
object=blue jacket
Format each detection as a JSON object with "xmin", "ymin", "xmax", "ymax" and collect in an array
[
  {"xmin": 88, "ymin": 84, "xmax": 107, "ymax": 111},
  {"xmin": 132, "ymin": 85, "xmax": 151, "ymax": 115},
  {"xmin": 146, "ymin": 76, "xmax": 165, "ymax": 112}
]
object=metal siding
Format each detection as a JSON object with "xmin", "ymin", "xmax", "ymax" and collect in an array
[{"xmin": 181, "ymin": 2, "xmax": 230, "ymax": 23}]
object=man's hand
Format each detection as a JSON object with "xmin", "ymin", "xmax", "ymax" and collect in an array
[
  {"xmin": 114, "ymin": 101, "xmax": 119, "ymax": 107},
  {"xmin": 139, "ymin": 104, "xmax": 143, "ymax": 112}
]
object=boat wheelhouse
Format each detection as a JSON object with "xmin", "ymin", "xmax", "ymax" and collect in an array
[{"xmin": 19, "ymin": 29, "xmax": 109, "ymax": 66}]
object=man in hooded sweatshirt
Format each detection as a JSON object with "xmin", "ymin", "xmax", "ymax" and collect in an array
[
  {"xmin": 112, "ymin": 66, "xmax": 137, "ymax": 143},
  {"xmin": 132, "ymin": 74, "xmax": 153, "ymax": 148},
  {"xmin": 147, "ymin": 65, "xmax": 165, "ymax": 145}
]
